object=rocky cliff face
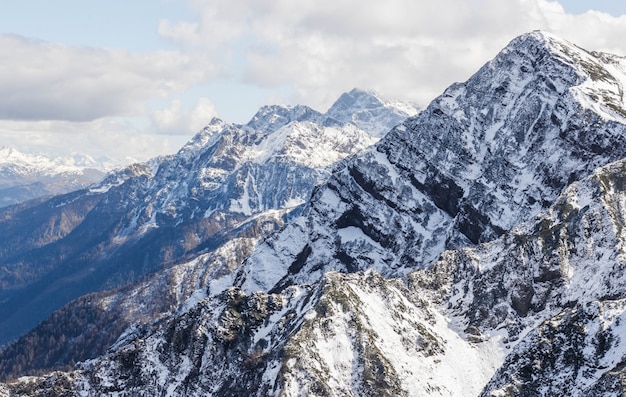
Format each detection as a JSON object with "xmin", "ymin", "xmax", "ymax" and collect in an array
[{"xmin": 3, "ymin": 31, "xmax": 626, "ymax": 396}]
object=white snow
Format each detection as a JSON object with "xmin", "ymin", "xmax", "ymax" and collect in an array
[
  {"xmin": 295, "ymin": 272, "xmax": 508, "ymax": 396},
  {"xmin": 229, "ymin": 173, "xmax": 255, "ymax": 215},
  {"xmin": 337, "ymin": 226, "xmax": 377, "ymax": 246},
  {"xmin": 240, "ymin": 219, "xmax": 310, "ymax": 293}
]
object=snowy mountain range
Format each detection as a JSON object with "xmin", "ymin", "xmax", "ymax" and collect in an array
[
  {"xmin": 0, "ymin": 88, "xmax": 416, "ymax": 374},
  {"xmin": 236, "ymin": 30, "xmax": 626, "ymax": 293},
  {"xmin": 3, "ymin": 31, "xmax": 626, "ymax": 396},
  {"xmin": 0, "ymin": 147, "xmax": 108, "ymax": 207}
]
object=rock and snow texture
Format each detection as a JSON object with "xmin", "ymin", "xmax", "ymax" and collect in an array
[
  {"xmin": 480, "ymin": 299, "xmax": 626, "ymax": 396},
  {"xmin": 110, "ymin": 88, "xmax": 413, "ymax": 241},
  {"xmin": 52, "ymin": 143, "xmax": 626, "ymax": 397},
  {"xmin": 420, "ymin": 158, "xmax": 626, "ymax": 396},
  {"xmin": 6, "ymin": 31, "xmax": 626, "ymax": 396},
  {"xmin": 0, "ymin": 271, "xmax": 503, "ymax": 397}
]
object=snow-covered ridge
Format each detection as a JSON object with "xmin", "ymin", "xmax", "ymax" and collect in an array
[
  {"xmin": 87, "ymin": 162, "xmax": 156, "ymax": 194},
  {"xmin": 0, "ymin": 147, "xmax": 109, "ymax": 207},
  {"xmin": 420, "ymin": 157, "xmax": 626, "ymax": 396},
  {"xmin": 326, "ymin": 88, "xmax": 420, "ymax": 137},
  {"xmin": 239, "ymin": 120, "xmax": 377, "ymax": 168},
  {"xmin": 507, "ymin": 31, "xmax": 626, "ymax": 123},
  {"xmin": 136, "ymin": 89, "xmax": 416, "ymax": 223},
  {"xmin": 0, "ymin": 146, "xmax": 113, "ymax": 175},
  {"xmin": 176, "ymin": 88, "xmax": 417, "ymax": 169}
]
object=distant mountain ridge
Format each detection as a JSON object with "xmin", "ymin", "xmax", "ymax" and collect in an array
[
  {"xmin": 325, "ymin": 88, "xmax": 419, "ymax": 137},
  {"xmin": 0, "ymin": 147, "xmax": 108, "ymax": 207}
]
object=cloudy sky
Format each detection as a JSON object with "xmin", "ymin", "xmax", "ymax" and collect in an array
[{"xmin": 1, "ymin": 0, "xmax": 626, "ymax": 165}]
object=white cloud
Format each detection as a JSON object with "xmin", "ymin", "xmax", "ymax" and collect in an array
[
  {"xmin": 150, "ymin": 97, "xmax": 218, "ymax": 135},
  {"xmin": 539, "ymin": 7, "xmax": 626, "ymax": 55},
  {"xmin": 159, "ymin": 0, "xmax": 626, "ymax": 112},
  {"xmin": 0, "ymin": 118, "xmax": 189, "ymax": 164},
  {"xmin": 3, "ymin": 0, "xmax": 626, "ymax": 162},
  {"xmin": 0, "ymin": 34, "xmax": 215, "ymax": 121}
]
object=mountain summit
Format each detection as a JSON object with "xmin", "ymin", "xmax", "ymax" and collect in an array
[{"xmin": 236, "ymin": 30, "xmax": 626, "ymax": 293}]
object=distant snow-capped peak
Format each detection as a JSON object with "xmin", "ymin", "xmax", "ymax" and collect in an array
[
  {"xmin": 0, "ymin": 146, "xmax": 113, "ymax": 175},
  {"xmin": 175, "ymin": 89, "xmax": 418, "ymax": 172},
  {"xmin": 326, "ymin": 88, "xmax": 420, "ymax": 137}
]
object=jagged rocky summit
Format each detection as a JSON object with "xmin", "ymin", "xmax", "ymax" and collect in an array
[
  {"xmin": 4, "ymin": 31, "xmax": 626, "ymax": 396},
  {"xmin": 0, "ymin": 89, "xmax": 415, "ymax": 378}
]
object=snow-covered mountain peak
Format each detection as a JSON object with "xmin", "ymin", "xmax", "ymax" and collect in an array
[
  {"xmin": 498, "ymin": 30, "xmax": 591, "ymax": 60},
  {"xmin": 167, "ymin": 88, "xmax": 411, "ymax": 181},
  {"xmin": 328, "ymin": 88, "xmax": 385, "ymax": 113},
  {"xmin": 176, "ymin": 117, "xmax": 228, "ymax": 159},
  {"xmin": 246, "ymin": 104, "xmax": 324, "ymax": 135},
  {"xmin": 241, "ymin": 119, "xmax": 377, "ymax": 169},
  {"xmin": 0, "ymin": 147, "xmax": 95, "ymax": 174},
  {"xmin": 510, "ymin": 30, "xmax": 620, "ymax": 67},
  {"xmin": 88, "ymin": 162, "xmax": 155, "ymax": 194},
  {"xmin": 326, "ymin": 88, "xmax": 419, "ymax": 137},
  {"xmin": 235, "ymin": 31, "xmax": 626, "ymax": 296},
  {"xmin": 105, "ymin": 91, "xmax": 392, "ymax": 237},
  {"xmin": 494, "ymin": 31, "xmax": 626, "ymax": 122},
  {"xmin": 0, "ymin": 146, "xmax": 18, "ymax": 159},
  {"xmin": 0, "ymin": 147, "xmax": 108, "ymax": 207}
]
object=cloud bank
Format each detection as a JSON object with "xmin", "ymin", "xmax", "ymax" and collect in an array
[
  {"xmin": 163, "ymin": 0, "xmax": 626, "ymax": 110},
  {"xmin": 0, "ymin": 35, "xmax": 214, "ymax": 122}
]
